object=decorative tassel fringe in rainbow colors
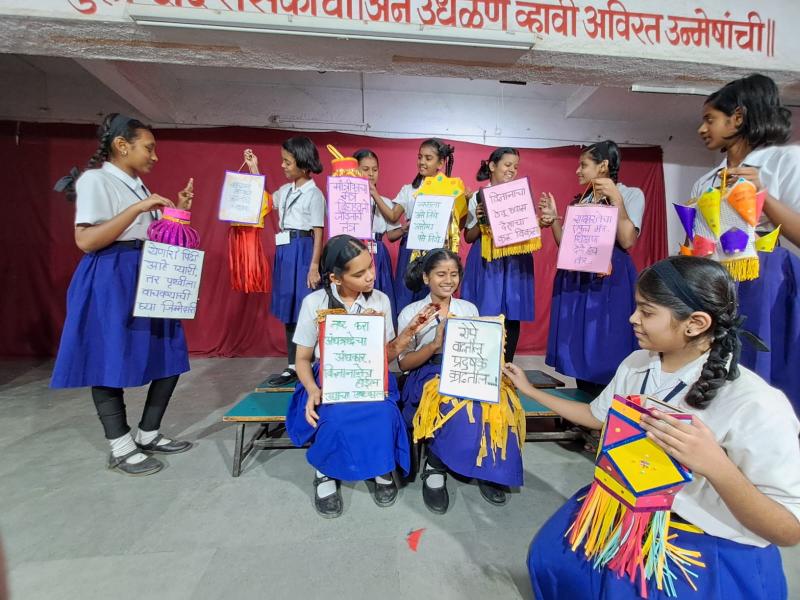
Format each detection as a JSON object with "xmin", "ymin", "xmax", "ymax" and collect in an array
[
  {"xmin": 412, "ymin": 375, "xmax": 525, "ymax": 466},
  {"xmin": 566, "ymin": 395, "xmax": 705, "ymax": 598},
  {"xmin": 147, "ymin": 207, "xmax": 200, "ymax": 248},
  {"xmin": 479, "ymin": 225, "xmax": 541, "ymax": 261}
]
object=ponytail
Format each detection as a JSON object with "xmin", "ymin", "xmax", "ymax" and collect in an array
[
  {"xmin": 404, "ymin": 247, "xmax": 462, "ymax": 293},
  {"xmin": 476, "ymin": 147, "xmax": 519, "ymax": 182},
  {"xmin": 413, "ymin": 138, "xmax": 455, "ymax": 188},
  {"xmin": 319, "ymin": 234, "xmax": 370, "ymax": 309}
]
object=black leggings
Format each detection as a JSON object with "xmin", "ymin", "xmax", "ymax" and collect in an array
[
  {"xmin": 91, "ymin": 375, "xmax": 180, "ymax": 439},
  {"xmin": 285, "ymin": 323, "xmax": 297, "ymax": 366},
  {"xmin": 504, "ymin": 319, "xmax": 522, "ymax": 363}
]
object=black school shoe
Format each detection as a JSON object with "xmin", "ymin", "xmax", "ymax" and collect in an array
[
  {"xmin": 137, "ymin": 434, "xmax": 193, "ymax": 454},
  {"xmin": 313, "ymin": 475, "xmax": 343, "ymax": 518},
  {"xmin": 267, "ymin": 368, "xmax": 298, "ymax": 386},
  {"xmin": 372, "ymin": 476, "xmax": 399, "ymax": 508},
  {"xmin": 107, "ymin": 450, "xmax": 163, "ymax": 476},
  {"xmin": 421, "ymin": 466, "xmax": 449, "ymax": 514},
  {"xmin": 478, "ymin": 480, "xmax": 508, "ymax": 506}
]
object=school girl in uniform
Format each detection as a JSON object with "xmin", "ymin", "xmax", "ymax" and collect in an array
[
  {"xmin": 287, "ymin": 235, "xmax": 437, "ymax": 518},
  {"xmin": 372, "ymin": 139, "xmax": 456, "ymax": 314},
  {"xmin": 539, "ymin": 140, "xmax": 644, "ymax": 396},
  {"xmin": 505, "ymin": 256, "xmax": 800, "ymax": 599},
  {"xmin": 691, "ymin": 73, "xmax": 800, "ymax": 414},
  {"xmin": 246, "ymin": 138, "xmax": 325, "ymax": 387},
  {"xmin": 354, "ymin": 149, "xmax": 405, "ymax": 324},
  {"xmin": 398, "ymin": 248, "xmax": 525, "ymax": 511},
  {"xmin": 462, "ymin": 147, "xmax": 535, "ymax": 362},
  {"xmin": 51, "ymin": 113, "xmax": 194, "ymax": 476}
]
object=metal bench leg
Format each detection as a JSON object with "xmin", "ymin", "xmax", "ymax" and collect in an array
[{"xmin": 232, "ymin": 423, "xmax": 245, "ymax": 477}]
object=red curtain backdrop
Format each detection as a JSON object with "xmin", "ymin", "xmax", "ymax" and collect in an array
[{"xmin": 0, "ymin": 121, "xmax": 667, "ymax": 358}]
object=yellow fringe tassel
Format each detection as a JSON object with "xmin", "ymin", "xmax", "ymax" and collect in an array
[
  {"xmin": 479, "ymin": 225, "xmax": 542, "ymax": 262},
  {"xmin": 412, "ymin": 375, "xmax": 525, "ymax": 467},
  {"xmin": 720, "ymin": 256, "xmax": 760, "ymax": 281}
]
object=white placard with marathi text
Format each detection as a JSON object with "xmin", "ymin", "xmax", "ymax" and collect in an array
[
  {"xmin": 321, "ymin": 314, "xmax": 386, "ymax": 403},
  {"xmin": 438, "ymin": 317, "xmax": 503, "ymax": 404},
  {"xmin": 133, "ymin": 241, "xmax": 204, "ymax": 319},
  {"xmin": 218, "ymin": 171, "xmax": 266, "ymax": 224},
  {"xmin": 407, "ymin": 195, "xmax": 455, "ymax": 251}
]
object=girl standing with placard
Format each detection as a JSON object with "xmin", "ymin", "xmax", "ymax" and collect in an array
[
  {"xmin": 539, "ymin": 141, "xmax": 644, "ymax": 396},
  {"xmin": 462, "ymin": 147, "xmax": 536, "ymax": 362},
  {"xmin": 51, "ymin": 113, "xmax": 194, "ymax": 476}
]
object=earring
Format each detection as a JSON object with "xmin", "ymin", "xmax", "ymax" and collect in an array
[
  {"xmin": 686, "ymin": 330, "xmax": 692, "ymax": 335},
  {"xmin": 122, "ymin": 151, "xmax": 128, "ymax": 157}
]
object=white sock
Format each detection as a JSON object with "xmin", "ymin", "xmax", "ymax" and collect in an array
[
  {"xmin": 109, "ymin": 433, "xmax": 148, "ymax": 465},
  {"xmin": 315, "ymin": 470, "xmax": 337, "ymax": 498},
  {"xmin": 287, "ymin": 364, "xmax": 296, "ymax": 372},
  {"xmin": 375, "ymin": 474, "xmax": 393, "ymax": 485},
  {"xmin": 135, "ymin": 429, "xmax": 171, "ymax": 446},
  {"xmin": 424, "ymin": 465, "xmax": 445, "ymax": 489}
]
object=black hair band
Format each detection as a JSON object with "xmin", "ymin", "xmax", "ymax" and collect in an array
[{"xmin": 650, "ymin": 260, "xmax": 707, "ymax": 312}]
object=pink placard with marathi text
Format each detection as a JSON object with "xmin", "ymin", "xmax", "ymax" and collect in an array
[
  {"xmin": 482, "ymin": 177, "xmax": 540, "ymax": 247},
  {"xmin": 327, "ymin": 176, "xmax": 372, "ymax": 239},
  {"xmin": 556, "ymin": 204, "xmax": 619, "ymax": 274}
]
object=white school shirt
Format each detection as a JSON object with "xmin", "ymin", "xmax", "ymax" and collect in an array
[
  {"xmin": 397, "ymin": 294, "xmax": 479, "ymax": 358},
  {"xmin": 578, "ymin": 182, "xmax": 645, "ymax": 234},
  {"xmin": 373, "ymin": 195, "xmax": 402, "ymax": 236},
  {"xmin": 293, "ymin": 287, "xmax": 395, "ymax": 359},
  {"xmin": 273, "ymin": 179, "xmax": 325, "ymax": 232},
  {"xmin": 393, "ymin": 183, "xmax": 418, "ymax": 220},
  {"xmin": 74, "ymin": 162, "xmax": 155, "ymax": 241},
  {"xmin": 590, "ymin": 349, "xmax": 800, "ymax": 547}
]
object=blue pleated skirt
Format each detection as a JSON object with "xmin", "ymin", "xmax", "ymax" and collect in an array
[
  {"xmin": 737, "ymin": 247, "xmax": 800, "ymax": 415},
  {"xmin": 51, "ymin": 243, "xmax": 189, "ymax": 389},
  {"xmin": 270, "ymin": 236, "xmax": 314, "ymax": 324},
  {"xmin": 528, "ymin": 486, "xmax": 788, "ymax": 600},
  {"xmin": 401, "ymin": 362, "xmax": 523, "ymax": 486},
  {"xmin": 461, "ymin": 238, "xmax": 535, "ymax": 321},
  {"xmin": 394, "ymin": 235, "xmax": 429, "ymax": 314},
  {"xmin": 373, "ymin": 238, "xmax": 397, "ymax": 325},
  {"xmin": 287, "ymin": 364, "xmax": 410, "ymax": 481},
  {"xmin": 546, "ymin": 245, "xmax": 638, "ymax": 386}
]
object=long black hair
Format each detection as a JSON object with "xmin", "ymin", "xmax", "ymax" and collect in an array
[
  {"xmin": 404, "ymin": 248, "xmax": 463, "ymax": 293},
  {"xmin": 54, "ymin": 113, "xmax": 151, "ymax": 201},
  {"xmin": 476, "ymin": 147, "xmax": 519, "ymax": 182},
  {"xmin": 412, "ymin": 138, "xmax": 455, "ymax": 189},
  {"xmin": 282, "ymin": 136, "xmax": 323, "ymax": 175},
  {"xmin": 637, "ymin": 256, "xmax": 741, "ymax": 409},
  {"xmin": 320, "ymin": 235, "xmax": 371, "ymax": 310},
  {"xmin": 705, "ymin": 73, "xmax": 792, "ymax": 151}
]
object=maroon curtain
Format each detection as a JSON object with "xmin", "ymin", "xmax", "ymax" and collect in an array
[{"xmin": 0, "ymin": 122, "xmax": 667, "ymax": 358}]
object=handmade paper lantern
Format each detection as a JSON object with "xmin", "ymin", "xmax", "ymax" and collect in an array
[{"xmin": 147, "ymin": 207, "xmax": 200, "ymax": 249}]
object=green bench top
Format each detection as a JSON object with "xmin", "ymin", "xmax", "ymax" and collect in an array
[{"xmin": 223, "ymin": 386, "xmax": 593, "ymax": 422}]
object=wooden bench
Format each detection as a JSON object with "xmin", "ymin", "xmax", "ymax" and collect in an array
[{"xmin": 223, "ymin": 370, "xmax": 589, "ymax": 477}]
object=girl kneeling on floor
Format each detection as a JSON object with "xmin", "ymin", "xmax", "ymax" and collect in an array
[
  {"xmin": 398, "ymin": 249, "xmax": 526, "ymax": 514},
  {"xmin": 287, "ymin": 234, "xmax": 436, "ymax": 518}
]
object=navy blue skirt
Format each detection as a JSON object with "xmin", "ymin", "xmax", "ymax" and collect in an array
[
  {"xmin": 546, "ymin": 246, "xmax": 638, "ymax": 386},
  {"xmin": 461, "ymin": 238, "xmax": 535, "ymax": 321},
  {"xmin": 287, "ymin": 364, "xmax": 410, "ymax": 481},
  {"xmin": 373, "ymin": 238, "xmax": 397, "ymax": 326},
  {"xmin": 394, "ymin": 235, "xmax": 429, "ymax": 314},
  {"xmin": 270, "ymin": 236, "xmax": 314, "ymax": 324},
  {"xmin": 737, "ymin": 247, "xmax": 800, "ymax": 415},
  {"xmin": 51, "ymin": 243, "xmax": 189, "ymax": 389},
  {"xmin": 401, "ymin": 362, "xmax": 523, "ymax": 486},
  {"xmin": 528, "ymin": 486, "xmax": 788, "ymax": 599}
]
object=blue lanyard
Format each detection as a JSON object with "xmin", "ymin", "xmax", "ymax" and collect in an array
[{"xmin": 639, "ymin": 368, "xmax": 687, "ymax": 403}]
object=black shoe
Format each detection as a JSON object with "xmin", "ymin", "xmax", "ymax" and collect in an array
[
  {"xmin": 267, "ymin": 368, "xmax": 298, "ymax": 386},
  {"xmin": 421, "ymin": 466, "xmax": 449, "ymax": 514},
  {"xmin": 372, "ymin": 475, "xmax": 398, "ymax": 508},
  {"xmin": 138, "ymin": 434, "xmax": 193, "ymax": 454},
  {"xmin": 313, "ymin": 476, "xmax": 343, "ymax": 519},
  {"xmin": 478, "ymin": 480, "xmax": 508, "ymax": 506},
  {"xmin": 107, "ymin": 450, "xmax": 163, "ymax": 476}
]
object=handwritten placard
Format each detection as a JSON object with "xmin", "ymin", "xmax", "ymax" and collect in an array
[
  {"xmin": 482, "ymin": 177, "xmax": 540, "ymax": 247},
  {"xmin": 556, "ymin": 204, "xmax": 619, "ymax": 274},
  {"xmin": 327, "ymin": 176, "xmax": 372, "ymax": 239},
  {"xmin": 218, "ymin": 171, "xmax": 266, "ymax": 224},
  {"xmin": 439, "ymin": 317, "xmax": 504, "ymax": 404},
  {"xmin": 133, "ymin": 241, "xmax": 204, "ymax": 319},
  {"xmin": 407, "ymin": 195, "xmax": 455, "ymax": 251},
  {"xmin": 321, "ymin": 314, "xmax": 385, "ymax": 403}
]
